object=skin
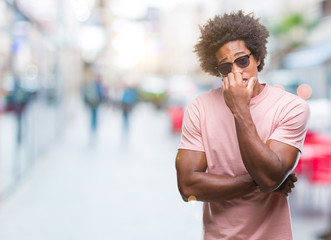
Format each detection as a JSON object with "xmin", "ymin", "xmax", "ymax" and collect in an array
[{"xmin": 176, "ymin": 40, "xmax": 299, "ymax": 202}]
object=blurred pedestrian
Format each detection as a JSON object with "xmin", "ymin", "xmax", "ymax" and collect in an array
[
  {"xmin": 6, "ymin": 79, "xmax": 33, "ymax": 144},
  {"xmin": 121, "ymin": 86, "xmax": 138, "ymax": 131},
  {"xmin": 175, "ymin": 11, "xmax": 310, "ymax": 240},
  {"xmin": 83, "ymin": 75, "xmax": 104, "ymax": 136}
]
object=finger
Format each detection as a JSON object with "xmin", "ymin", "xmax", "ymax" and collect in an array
[
  {"xmin": 289, "ymin": 174, "xmax": 297, "ymax": 182},
  {"xmin": 222, "ymin": 75, "xmax": 229, "ymax": 88},
  {"xmin": 247, "ymin": 77, "xmax": 257, "ymax": 91},
  {"xmin": 222, "ymin": 75, "xmax": 229, "ymax": 89},
  {"xmin": 234, "ymin": 72, "xmax": 243, "ymax": 85},
  {"xmin": 227, "ymin": 73, "xmax": 235, "ymax": 85}
]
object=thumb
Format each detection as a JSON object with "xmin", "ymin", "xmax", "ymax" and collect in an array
[{"xmin": 247, "ymin": 77, "xmax": 257, "ymax": 91}]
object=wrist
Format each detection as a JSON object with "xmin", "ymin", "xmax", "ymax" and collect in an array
[
  {"xmin": 241, "ymin": 174, "xmax": 259, "ymax": 190},
  {"xmin": 233, "ymin": 107, "xmax": 251, "ymax": 120}
]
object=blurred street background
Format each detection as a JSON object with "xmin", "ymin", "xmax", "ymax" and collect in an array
[{"xmin": 1, "ymin": 0, "xmax": 331, "ymax": 239}]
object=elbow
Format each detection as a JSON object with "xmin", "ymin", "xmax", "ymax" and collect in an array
[
  {"xmin": 255, "ymin": 156, "xmax": 288, "ymax": 193},
  {"xmin": 258, "ymin": 183, "xmax": 279, "ymax": 193},
  {"xmin": 177, "ymin": 182, "xmax": 196, "ymax": 202},
  {"xmin": 257, "ymin": 177, "xmax": 283, "ymax": 193},
  {"xmin": 255, "ymin": 168, "xmax": 285, "ymax": 192},
  {"xmin": 180, "ymin": 194, "xmax": 189, "ymax": 202},
  {"xmin": 178, "ymin": 184, "xmax": 190, "ymax": 202}
]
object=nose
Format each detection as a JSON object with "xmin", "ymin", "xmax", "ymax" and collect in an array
[{"xmin": 232, "ymin": 63, "xmax": 244, "ymax": 74}]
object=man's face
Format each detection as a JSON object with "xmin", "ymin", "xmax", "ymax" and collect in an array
[{"xmin": 215, "ymin": 40, "xmax": 260, "ymax": 86}]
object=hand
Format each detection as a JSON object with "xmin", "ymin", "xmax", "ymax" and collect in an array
[
  {"xmin": 271, "ymin": 173, "xmax": 297, "ymax": 197},
  {"xmin": 222, "ymin": 73, "xmax": 257, "ymax": 115}
]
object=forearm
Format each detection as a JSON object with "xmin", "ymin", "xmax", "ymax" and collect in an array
[
  {"xmin": 178, "ymin": 172, "xmax": 257, "ymax": 202},
  {"xmin": 234, "ymin": 110, "xmax": 287, "ymax": 192}
]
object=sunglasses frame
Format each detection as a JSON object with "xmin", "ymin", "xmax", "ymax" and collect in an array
[{"xmin": 215, "ymin": 53, "xmax": 252, "ymax": 78}]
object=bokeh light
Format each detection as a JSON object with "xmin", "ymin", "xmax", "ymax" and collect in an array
[{"xmin": 297, "ymin": 83, "xmax": 312, "ymax": 99}]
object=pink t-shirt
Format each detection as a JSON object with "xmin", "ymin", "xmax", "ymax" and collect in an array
[{"xmin": 178, "ymin": 84, "xmax": 310, "ymax": 240}]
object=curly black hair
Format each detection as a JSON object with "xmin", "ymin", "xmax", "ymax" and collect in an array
[{"xmin": 194, "ymin": 10, "xmax": 269, "ymax": 76}]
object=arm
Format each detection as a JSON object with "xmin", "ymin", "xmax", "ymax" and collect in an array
[
  {"xmin": 176, "ymin": 149, "xmax": 258, "ymax": 202},
  {"xmin": 222, "ymin": 73, "xmax": 301, "ymax": 192},
  {"xmin": 176, "ymin": 148, "xmax": 297, "ymax": 202},
  {"xmin": 272, "ymin": 173, "xmax": 297, "ymax": 196},
  {"xmin": 234, "ymin": 109, "xmax": 300, "ymax": 192}
]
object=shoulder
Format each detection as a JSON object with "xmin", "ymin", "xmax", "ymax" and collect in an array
[
  {"xmin": 188, "ymin": 88, "xmax": 222, "ymax": 107},
  {"xmin": 183, "ymin": 88, "xmax": 221, "ymax": 121},
  {"xmin": 268, "ymin": 85, "xmax": 309, "ymax": 109},
  {"xmin": 267, "ymin": 86, "xmax": 310, "ymax": 124}
]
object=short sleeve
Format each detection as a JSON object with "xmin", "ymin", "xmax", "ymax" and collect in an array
[
  {"xmin": 178, "ymin": 99, "xmax": 205, "ymax": 151},
  {"xmin": 269, "ymin": 98, "xmax": 310, "ymax": 152}
]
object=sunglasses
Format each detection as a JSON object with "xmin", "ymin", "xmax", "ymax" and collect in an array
[{"xmin": 215, "ymin": 53, "xmax": 252, "ymax": 77}]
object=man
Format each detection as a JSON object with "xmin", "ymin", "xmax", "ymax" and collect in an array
[{"xmin": 175, "ymin": 11, "xmax": 310, "ymax": 240}]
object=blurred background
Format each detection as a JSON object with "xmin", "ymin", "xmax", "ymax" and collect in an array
[{"xmin": 0, "ymin": 0, "xmax": 331, "ymax": 239}]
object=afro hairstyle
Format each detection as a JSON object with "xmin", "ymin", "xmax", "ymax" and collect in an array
[{"xmin": 194, "ymin": 10, "xmax": 269, "ymax": 76}]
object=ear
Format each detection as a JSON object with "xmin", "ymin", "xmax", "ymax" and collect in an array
[{"xmin": 256, "ymin": 58, "xmax": 261, "ymax": 68}]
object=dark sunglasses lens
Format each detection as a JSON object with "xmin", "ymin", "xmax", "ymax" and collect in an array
[
  {"xmin": 235, "ymin": 55, "xmax": 250, "ymax": 68},
  {"xmin": 218, "ymin": 63, "xmax": 232, "ymax": 76}
]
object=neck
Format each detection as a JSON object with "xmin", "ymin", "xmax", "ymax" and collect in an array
[{"xmin": 252, "ymin": 82, "xmax": 264, "ymax": 98}]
